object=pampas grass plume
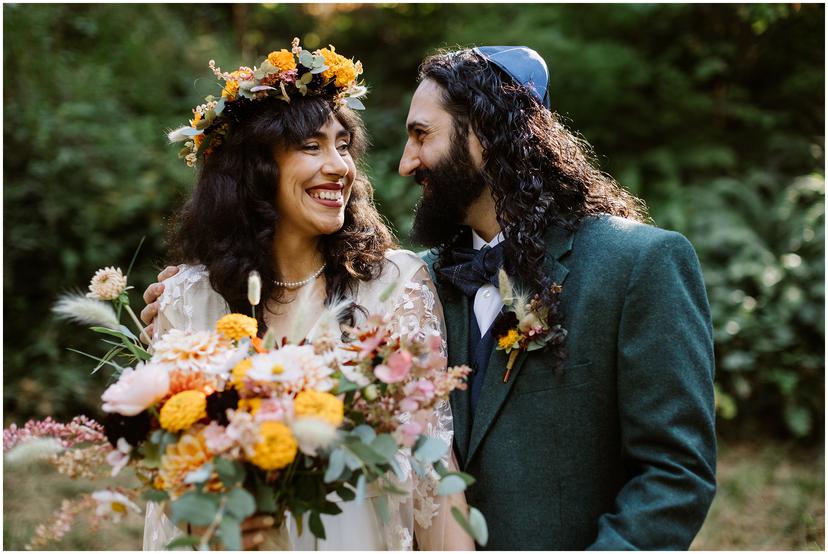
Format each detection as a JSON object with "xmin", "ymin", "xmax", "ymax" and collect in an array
[
  {"xmin": 4, "ymin": 437, "xmax": 64, "ymax": 466},
  {"xmin": 53, "ymin": 293, "xmax": 120, "ymax": 329}
]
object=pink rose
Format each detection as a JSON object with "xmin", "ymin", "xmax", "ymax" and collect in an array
[
  {"xmin": 374, "ymin": 350, "xmax": 413, "ymax": 383},
  {"xmin": 395, "ymin": 421, "xmax": 422, "ymax": 448},
  {"xmin": 101, "ymin": 362, "xmax": 169, "ymax": 416}
]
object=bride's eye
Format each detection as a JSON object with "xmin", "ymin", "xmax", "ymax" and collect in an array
[
  {"xmin": 337, "ymin": 142, "xmax": 352, "ymax": 153},
  {"xmin": 302, "ymin": 143, "xmax": 320, "ymax": 152}
]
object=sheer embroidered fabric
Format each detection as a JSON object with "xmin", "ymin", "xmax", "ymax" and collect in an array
[{"xmin": 144, "ymin": 250, "xmax": 471, "ymax": 551}]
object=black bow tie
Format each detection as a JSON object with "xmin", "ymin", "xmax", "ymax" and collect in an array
[{"xmin": 437, "ymin": 242, "xmax": 505, "ymax": 297}]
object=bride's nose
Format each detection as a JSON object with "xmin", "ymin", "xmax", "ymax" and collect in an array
[{"xmin": 322, "ymin": 148, "xmax": 349, "ymax": 178}]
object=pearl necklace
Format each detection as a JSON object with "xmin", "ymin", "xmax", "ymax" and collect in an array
[{"xmin": 273, "ymin": 264, "xmax": 326, "ymax": 289}]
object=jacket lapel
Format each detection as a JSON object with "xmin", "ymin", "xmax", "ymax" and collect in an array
[
  {"xmin": 440, "ymin": 281, "xmax": 472, "ymax": 467},
  {"xmin": 465, "ymin": 224, "xmax": 575, "ymax": 466}
]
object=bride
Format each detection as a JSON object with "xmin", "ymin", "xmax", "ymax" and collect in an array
[{"xmin": 141, "ymin": 43, "xmax": 473, "ymax": 550}]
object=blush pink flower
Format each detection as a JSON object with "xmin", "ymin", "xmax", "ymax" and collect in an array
[
  {"xmin": 403, "ymin": 378, "xmax": 436, "ymax": 403},
  {"xmin": 101, "ymin": 362, "xmax": 170, "ymax": 416},
  {"xmin": 399, "ymin": 397, "xmax": 419, "ymax": 412},
  {"xmin": 357, "ymin": 332, "xmax": 386, "ymax": 360},
  {"xmin": 374, "ymin": 350, "xmax": 413, "ymax": 384},
  {"xmin": 395, "ymin": 421, "xmax": 422, "ymax": 448}
]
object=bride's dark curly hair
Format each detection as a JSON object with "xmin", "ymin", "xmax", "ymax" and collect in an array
[
  {"xmin": 420, "ymin": 49, "xmax": 649, "ymax": 362},
  {"xmin": 166, "ymin": 95, "xmax": 396, "ymax": 330}
]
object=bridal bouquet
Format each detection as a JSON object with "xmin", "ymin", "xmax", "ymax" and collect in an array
[{"xmin": 7, "ymin": 267, "xmax": 488, "ymax": 550}]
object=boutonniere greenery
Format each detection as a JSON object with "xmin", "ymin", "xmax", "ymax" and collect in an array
[{"xmin": 493, "ymin": 269, "xmax": 564, "ymax": 382}]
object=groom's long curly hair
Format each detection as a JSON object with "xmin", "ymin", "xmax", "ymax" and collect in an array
[
  {"xmin": 166, "ymin": 95, "xmax": 395, "ymax": 330},
  {"xmin": 419, "ymin": 49, "xmax": 648, "ymax": 361}
]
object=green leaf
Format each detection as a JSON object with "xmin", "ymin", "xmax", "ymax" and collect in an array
[
  {"xmin": 299, "ymin": 50, "xmax": 315, "ymax": 68},
  {"xmin": 219, "ymin": 514, "xmax": 242, "ymax": 551},
  {"xmin": 165, "ymin": 536, "xmax": 201, "ymax": 550},
  {"xmin": 344, "ymin": 96, "xmax": 365, "ymax": 110},
  {"xmin": 335, "ymin": 484, "xmax": 355, "ymax": 501},
  {"xmin": 309, "ymin": 511, "xmax": 326, "ymax": 540},
  {"xmin": 262, "ymin": 327, "xmax": 279, "ymax": 350},
  {"xmin": 214, "ymin": 98, "xmax": 225, "ymax": 115},
  {"xmin": 347, "ymin": 441, "xmax": 385, "ymax": 464},
  {"xmin": 437, "ymin": 474, "xmax": 468, "ymax": 495},
  {"xmin": 184, "ymin": 463, "xmax": 213, "ymax": 484},
  {"xmin": 355, "ymin": 474, "xmax": 366, "ymax": 503},
  {"xmin": 342, "ymin": 449, "xmax": 362, "ymax": 471},
  {"xmin": 171, "ymin": 491, "xmax": 219, "ymax": 526},
  {"xmin": 214, "ymin": 457, "xmax": 245, "ymax": 488},
  {"xmin": 142, "ymin": 488, "xmax": 169, "ymax": 503},
  {"xmin": 300, "ymin": 72, "xmax": 313, "ymax": 85},
  {"xmin": 414, "ymin": 436, "xmax": 448, "ymax": 464},
  {"xmin": 253, "ymin": 473, "xmax": 277, "ymax": 513},
  {"xmin": 336, "ymin": 375, "xmax": 360, "ymax": 394},
  {"xmin": 469, "ymin": 507, "xmax": 489, "ymax": 546},
  {"xmin": 325, "ymin": 448, "xmax": 346, "ymax": 483},
  {"xmin": 310, "ymin": 65, "xmax": 329, "ymax": 74},
  {"xmin": 226, "ymin": 488, "xmax": 256, "ymax": 520},
  {"xmin": 451, "ymin": 506, "xmax": 488, "ymax": 546},
  {"xmin": 376, "ymin": 494, "xmax": 390, "ymax": 524},
  {"xmin": 370, "ymin": 434, "xmax": 398, "ymax": 461},
  {"xmin": 352, "ymin": 425, "xmax": 376, "ymax": 444}
]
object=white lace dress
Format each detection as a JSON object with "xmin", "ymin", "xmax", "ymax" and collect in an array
[{"xmin": 143, "ymin": 249, "xmax": 471, "ymax": 550}]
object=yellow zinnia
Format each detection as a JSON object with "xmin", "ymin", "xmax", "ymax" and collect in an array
[
  {"xmin": 216, "ymin": 313, "xmax": 258, "ymax": 341},
  {"xmin": 318, "ymin": 46, "xmax": 347, "ymax": 82},
  {"xmin": 221, "ymin": 80, "xmax": 240, "ymax": 100},
  {"xmin": 498, "ymin": 329, "xmax": 521, "ymax": 350},
  {"xmin": 159, "ymin": 390, "xmax": 207, "ymax": 432},
  {"xmin": 268, "ymin": 49, "xmax": 297, "ymax": 72},
  {"xmin": 251, "ymin": 421, "xmax": 297, "ymax": 470},
  {"xmin": 294, "ymin": 390, "xmax": 344, "ymax": 427},
  {"xmin": 231, "ymin": 358, "xmax": 252, "ymax": 389},
  {"xmin": 333, "ymin": 60, "xmax": 357, "ymax": 87}
]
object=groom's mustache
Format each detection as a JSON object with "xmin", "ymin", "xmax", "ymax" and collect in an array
[{"xmin": 414, "ymin": 168, "xmax": 431, "ymax": 188}]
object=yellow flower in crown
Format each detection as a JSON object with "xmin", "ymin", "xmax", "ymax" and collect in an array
[
  {"xmin": 168, "ymin": 38, "xmax": 367, "ymax": 168},
  {"xmin": 216, "ymin": 313, "xmax": 258, "ymax": 341},
  {"xmin": 251, "ymin": 421, "xmax": 298, "ymax": 470},
  {"xmin": 268, "ymin": 49, "xmax": 297, "ymax": 72},
  {"xmin": 160, "ymin": 390, "xmax": 207, "ymax": 432},
  {"xmin": 294, "ymin": 390, "xmax": 344, "ymax": 427}
]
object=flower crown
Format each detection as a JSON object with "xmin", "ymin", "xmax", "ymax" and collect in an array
[{"xmin": 168, "ymin": 38, "xmax": 367, "ymax": 168}]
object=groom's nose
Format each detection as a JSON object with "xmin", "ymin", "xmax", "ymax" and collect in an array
[{"xmin": 398, "ymin": 139, "xmax": 420, "ymax": 177}]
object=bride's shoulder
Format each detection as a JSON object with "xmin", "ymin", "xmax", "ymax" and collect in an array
[{"xmin": 382, "ymin": 248, "xmax": 427, "ymax": 278}]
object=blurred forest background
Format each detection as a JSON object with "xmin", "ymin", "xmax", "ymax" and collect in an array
[{"xmin": 3, "ymin": 3, "xmax": 824, "ymax": 550}]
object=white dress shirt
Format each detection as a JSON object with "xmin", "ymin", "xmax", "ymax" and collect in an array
[{"xmin": 471, "ymin": 230, "xmax": 505, "ymax": 336}]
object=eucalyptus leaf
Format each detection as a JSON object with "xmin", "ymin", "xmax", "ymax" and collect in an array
[
  {"xmin": 215, "ymin": 98, "xmax": 225, "ymax": 115},
  {"xmin": 337, "ymin": 376, "xmax": 360, "ymax": 394},
  {"xmin": 370, "ymin": 434, "xmax": 398, "ymax": 461},
  {"xmin": 469, "ymin": 507, "xmax": 489, "ymax": 546},
  {"xmin": 219, "ymin": 514, "xmax": 242, "ymax": 551},
  {"xmin": 262, "ymin": 327, "xmax": 278, "ymax": 350},
  {"xmin": 347, "ymin": 441, "xmax": 385, "ymax": 464},
  {"xmin": 355, "ymin": 474, "xmax": 366, "ymax": 503},
  {"xmin": 344, "ymin": 96, "xmax": 365, "ymax": 110},
  {"xmin": 225, "ymin": 488, "xmax": 256, "ymax": 519},
  {"xmin": 342, "ymin": 449, "xmax": 362, "ymax": 471},
  {"xmin": 214, "ymin": 457, "xmax": 245, "ymax": 488},
  {"xmin": 299, "ymin": 50, "xmax": 315, "ymax": 68},
  {"xmin": 414, "ymin": 436, "xmax": 448, "ymax": 464},
  {"xmin": 376, "ymin": 494, "xmax": 390, "ymax": 524},
  {"xmin": 352, "ymin": 425, "xmax": 376, "ymax": 444},
  {"xmin": 325, "ymin": 449, "xmax": 346, "ymax": 483},
  {"xmin": 310, "ymin": 65, "xmax": 329, "ymax": 74},
  {"xmin": 253, "ymin": 473, "xmax": 277, "ymax": 513},
  {"xmin": 142, "ymin": 488, "xmax": 169, "ymax": 503},
  {"xmin": 437, "ymin": 474, "xmax": 468, "ymax": 496},
  {"xmin": 165, "ymin": 536, "xmax": 201, "ymax": 550},
  {"xmin": 171, "ymin": 491, "xmax": 218, "ymax": 526},
  {"xmin": 300, "ymin": 72, "xmax": 313, "ymax": 85},
  {"xmin": 184, "ymin": 463, "xmax": 213, "ymax": 484}
]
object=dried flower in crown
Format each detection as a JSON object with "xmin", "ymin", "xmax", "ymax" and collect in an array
[{"xmin": 168, "ymin": 38, "xmax": 367, "ymax": 168}]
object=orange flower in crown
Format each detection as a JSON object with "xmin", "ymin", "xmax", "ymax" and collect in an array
[{"xmin": 168, "ymin": 37, "xmax": 367, "ymax": 168}]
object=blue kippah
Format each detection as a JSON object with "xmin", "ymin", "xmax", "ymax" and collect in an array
[{"xmin": 472, "ymin": 45, "xmax": 550, "ymax": 109}]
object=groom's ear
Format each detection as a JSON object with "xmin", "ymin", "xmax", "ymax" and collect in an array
[{"xmin": 468, "ymin": 125, "xmax": 485, "ymax": 168}]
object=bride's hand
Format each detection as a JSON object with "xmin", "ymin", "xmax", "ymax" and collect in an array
[{"xmin": 139, "ymin": 265, "xmax": 180, "ymax": 344}]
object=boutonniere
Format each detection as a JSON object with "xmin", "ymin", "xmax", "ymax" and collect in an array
[{"xmin": 493, "ymin": 269, "xmax": 563, "ymax": 383}]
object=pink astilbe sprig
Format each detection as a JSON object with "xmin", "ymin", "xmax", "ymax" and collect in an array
[
  {"xmin": 25, "ymin": 494, "xmax": 99, "ymax": 550},
  {"xmin": 4, "ymin": 415, "xmax": 106, "ymax": 451}
]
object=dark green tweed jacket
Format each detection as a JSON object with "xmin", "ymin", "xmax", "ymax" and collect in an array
[{"xmin": 422, "ymin": 215, "xmax": 716, "ymax": 550}]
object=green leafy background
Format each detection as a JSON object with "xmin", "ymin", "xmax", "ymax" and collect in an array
[{"xmin": 4, "ymin": 4, "xmax": 824, "ymax": 446}]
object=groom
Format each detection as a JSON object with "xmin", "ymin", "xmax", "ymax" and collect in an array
[
  {"xmin": 142, "ymin": 46, "xmax": 717, "ymax": 550},
  {"xmin": 398, "ymin": 46, "xmax": 716, "ymax": 550}
]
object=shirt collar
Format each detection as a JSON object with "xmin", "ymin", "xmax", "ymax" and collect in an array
[{"xmin": 471, "ymin": 229, "xmax": 505, "ymax": 251}]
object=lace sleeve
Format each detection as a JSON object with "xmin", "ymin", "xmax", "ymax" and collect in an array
[
  {"xmin": 153, "ymin": 265, "xmax": 229, "ymax": 340},
  {"xmin": 390, "ymin": 266, "xmax": 475, "ymax": 551}
]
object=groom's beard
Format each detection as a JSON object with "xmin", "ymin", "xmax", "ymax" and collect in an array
[{"xmin": 409, "ymin": 139, "xmax": 487, "ymax": 248}]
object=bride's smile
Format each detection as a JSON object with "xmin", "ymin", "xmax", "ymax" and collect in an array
[{"xmin": 273, "ymin": 117, "xmax": 355, "ymax": 239}]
